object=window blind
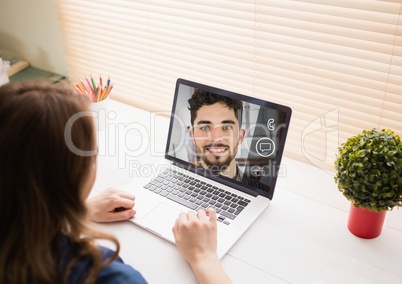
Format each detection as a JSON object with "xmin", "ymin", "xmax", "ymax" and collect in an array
[{"xmin": 57, "ymin": 0, "xmax": 402, "ymax": 172}]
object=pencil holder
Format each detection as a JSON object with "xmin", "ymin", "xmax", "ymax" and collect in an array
[
  {"xmin": 73, "ymin": 75, "xmax": 113, "ymax": 130},
  {"xmin": 90, "ymin": 97, "xmax": 110, "ymax": 130}
]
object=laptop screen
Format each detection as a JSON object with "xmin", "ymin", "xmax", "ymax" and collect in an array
[{"xmin": 165, "ymin": 79, "xmax": 292, "ymax": 200}]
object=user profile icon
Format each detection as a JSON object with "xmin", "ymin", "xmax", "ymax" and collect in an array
[{"xmin": 255, "ymin": 137, "xmax": 275, "ymax": 157}]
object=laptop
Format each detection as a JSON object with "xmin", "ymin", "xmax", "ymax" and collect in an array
[{"xmin": 124, "ymin": 78, "xmax": 292, "ymax": 258}]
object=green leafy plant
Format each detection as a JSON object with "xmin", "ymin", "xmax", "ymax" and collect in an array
[{"xmin": 334, "ymin": 129, "xmax": 402, "ymax": 212}]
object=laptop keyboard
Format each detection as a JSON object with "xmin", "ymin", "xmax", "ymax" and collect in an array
[{"xmin": 144, "ymin": 169, "xmax": 251, "ymax": 225}]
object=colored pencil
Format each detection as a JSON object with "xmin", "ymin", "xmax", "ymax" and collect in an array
[
  {"xmin": 74, "ymin": 75, "xmax": 112, "ymax": 102},
  {"xmin": 85, "ymin": 77, "xmax": 94, "ymax": 93}
]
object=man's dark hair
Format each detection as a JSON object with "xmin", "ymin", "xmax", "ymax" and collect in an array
[{"xmin": 188, "ymin": 89, "xmax": 243, "ymax": 127}]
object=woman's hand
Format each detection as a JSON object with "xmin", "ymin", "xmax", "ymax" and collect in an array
[
  {"xmin": 87, "ymin": 188, "xmax": 136, "ymax": 222},
  {"xmin": 172, "ymin": 208, "xmax": 231, "ymax": 284}
]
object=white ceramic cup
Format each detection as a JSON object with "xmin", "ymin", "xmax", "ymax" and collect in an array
[{"xmin": 90, "ymin": 97, "xmax": 110, "ymax": 130}]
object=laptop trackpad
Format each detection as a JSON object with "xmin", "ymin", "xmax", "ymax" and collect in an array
[{"xmin": 142, "ymin": 202, "xmax": 182, "ymax": 241}]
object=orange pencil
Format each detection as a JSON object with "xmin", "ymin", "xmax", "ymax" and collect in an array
[
  {"xmin": 74, "ymin": 83, "xmax": 82, "ymax": 93},
  {"xmin": 80, "ymin": 80, "xmax": 90, "ymax": 93},
  {"xmin": 100, "ymin": 88, "xmax": 106, "ymax": 101},
  {"xmin": 74, "ymin": 85, "xmax": 83, "ymax": 94},
  {"xmin": 104, "ymin": 85, "xmax": 113, "ymax": 100},
  {"xmin": 95, "ymin": 84, "xmax": 101, "ymax": 102},
  {"xmin": 101, "ymin": 87, "xmax": 108, "ymax": 101}
]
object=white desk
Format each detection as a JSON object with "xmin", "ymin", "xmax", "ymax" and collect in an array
[{"xmin": 91, "ymin": 99, "xmax": 402, "ymax": 284}]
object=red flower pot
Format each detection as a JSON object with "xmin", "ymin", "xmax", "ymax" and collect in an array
[{"xmin": 347, "ymin": 203, "xmax": 387, "ymax": 239}]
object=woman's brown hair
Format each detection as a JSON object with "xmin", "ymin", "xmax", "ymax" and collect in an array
[{"xmin": 0, "ymin": 82, "xmax": 119, "ymax": 283}]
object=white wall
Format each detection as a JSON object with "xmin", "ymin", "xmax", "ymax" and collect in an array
[{"xmin": 0, "ymin": 0, "xmax": 67, "ymax": 75}]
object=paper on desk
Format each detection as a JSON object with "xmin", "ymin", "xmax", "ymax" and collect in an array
[{"xmin": 0, "ymin": 58, "xmax": 10, "ymax": 86}]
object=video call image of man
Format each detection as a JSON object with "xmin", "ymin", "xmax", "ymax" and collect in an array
[{"xmin": 187, "ymin": 90, "xmax": 271, "ymax": 192}]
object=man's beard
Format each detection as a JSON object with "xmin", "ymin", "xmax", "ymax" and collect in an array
[{"xmin": 197, "ymin": 143, "xmax": 236, "ymax": 174}]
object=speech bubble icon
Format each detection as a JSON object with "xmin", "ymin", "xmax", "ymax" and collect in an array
[
  {"xmin": 255, "ymin": 137, "xmax": 276, "ymax": 157},
  {"xmin": 259, "ymin": 142, "xmax": 271, "ymax": 152}
]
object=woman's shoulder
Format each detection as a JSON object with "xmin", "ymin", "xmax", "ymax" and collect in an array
[
  {"xmin": 96, "ymin": 246, "xmax": 148, "ymax": 284},
  {"xmin": 58, "ymin": 236, "xmax": 147, "ymax": 284}
]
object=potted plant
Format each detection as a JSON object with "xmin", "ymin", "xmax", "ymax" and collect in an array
[{"xmin": 334, "ymin": 128, "xmax": 402, "ymax": 238}]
